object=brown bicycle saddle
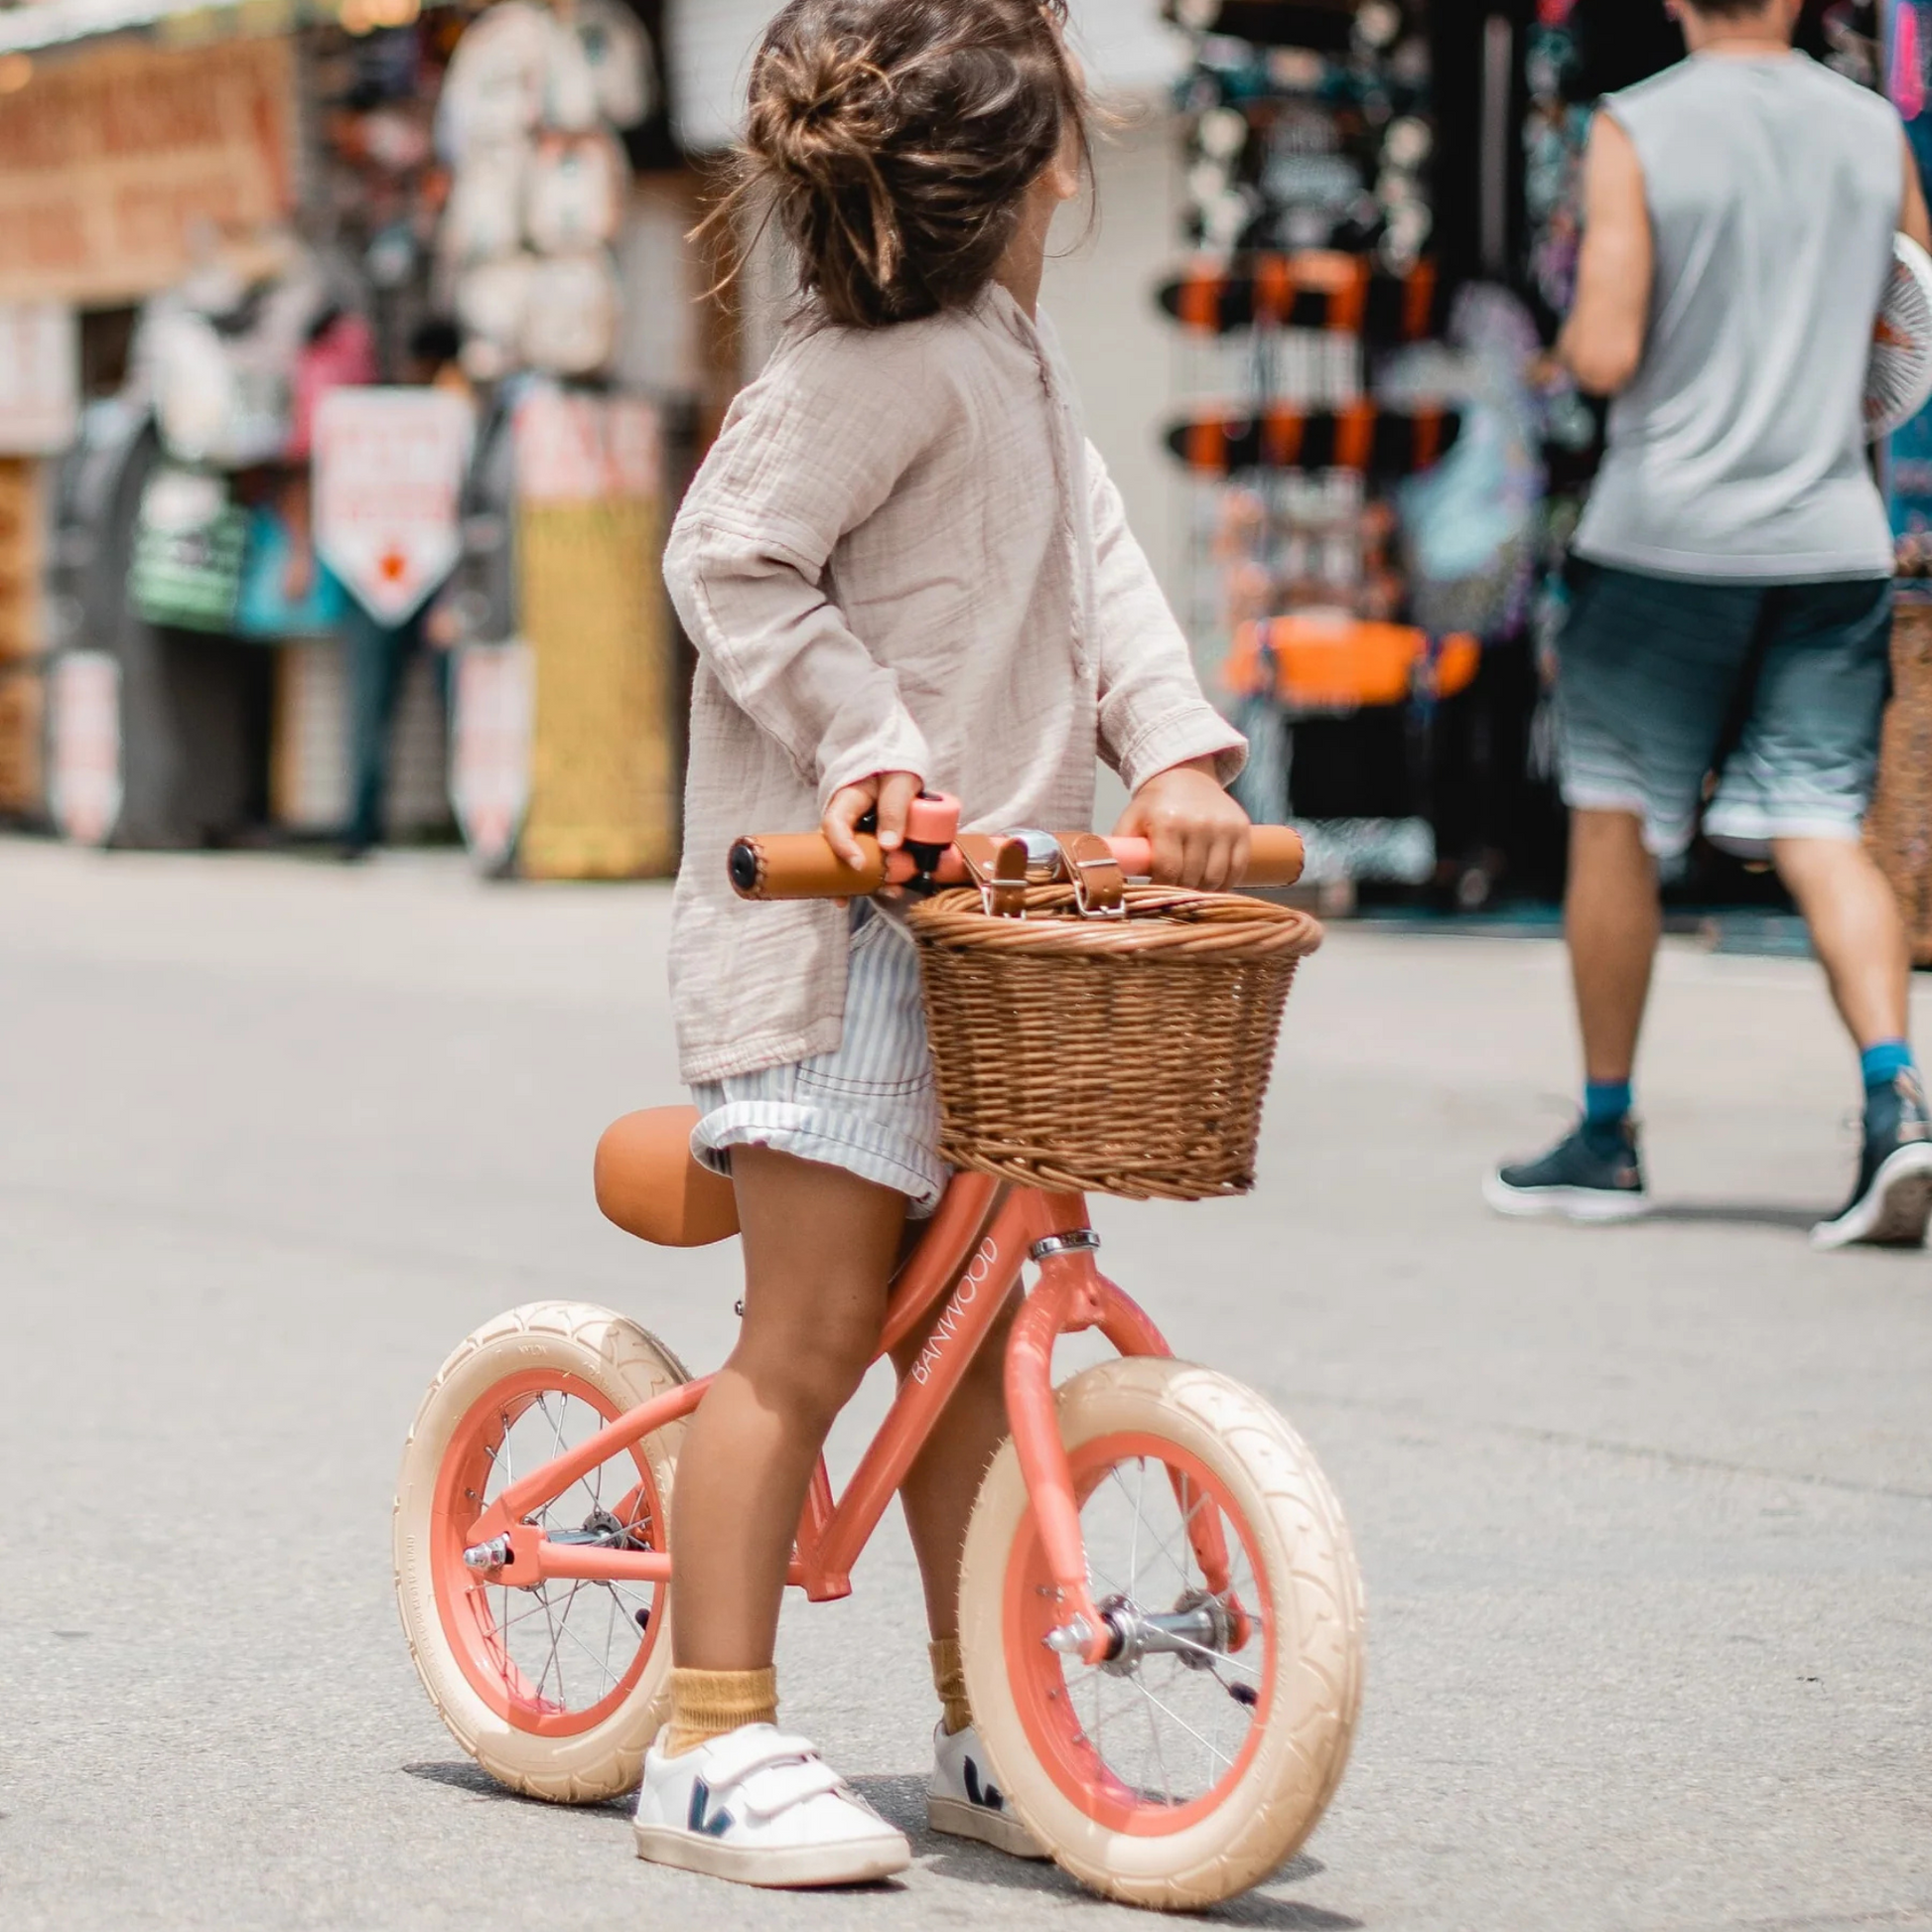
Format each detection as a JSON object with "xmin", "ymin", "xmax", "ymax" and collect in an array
[{"xmin": 594, "ymin": 1107, "xmax": 742, "ymax": 1248}]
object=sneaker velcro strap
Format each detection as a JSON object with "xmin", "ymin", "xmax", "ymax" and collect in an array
[
  {"xmin": 735, "ymin": 1759, "xmax": 848, "ymax": 1823},
  {"xmin": 696, "ymin": 1726, "xmax": 826, "ymax": 1795}
]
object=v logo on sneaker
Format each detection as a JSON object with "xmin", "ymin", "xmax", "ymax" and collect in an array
[
  {"xmin": 688, "ymin": 1778, "xmax": 735, "ymax": 1838},
  {"xmin": 963, "ymin": 1757, "xmax": 1005, "ymax": 1813}
]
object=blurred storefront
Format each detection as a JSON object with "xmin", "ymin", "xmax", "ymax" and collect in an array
[
  {"xmin": 3, "ymin": 0, "xmax": 1923, "ymax": 905},
  {"xmin": 1160, "ymin": 0, "xmax": 1910, "ymax": 915},
  {"xmin": 0, "ymin": 0, "xmax": 718, "ymax": 876}
]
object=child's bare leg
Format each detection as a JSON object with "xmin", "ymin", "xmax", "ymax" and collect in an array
[
  {"xmin": 890, "ymin": 1293, "xmax": 1021, "ymax": 1643},
  {"xmin": 670, "ymin": 1147, "xmax": 905, "ymax": 1671}
]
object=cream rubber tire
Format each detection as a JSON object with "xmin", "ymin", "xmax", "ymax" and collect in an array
[
  {"xmin": 957, "ymin": 1357, "xmax": 1364, "ymax": 1911},
  {"xmin": 393, "ymin": 1301, "xmax": 689, "ymax": 1804}
]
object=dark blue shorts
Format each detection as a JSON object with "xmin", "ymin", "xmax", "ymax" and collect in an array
[{"xmin": 1558, "ymin": 562, "xmax": 1893, "ymax": 859}]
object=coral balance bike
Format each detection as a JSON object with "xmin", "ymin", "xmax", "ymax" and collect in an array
[{"xmin": 394, "ymin": 814, "xmax": 1365, "ymax": 1911}]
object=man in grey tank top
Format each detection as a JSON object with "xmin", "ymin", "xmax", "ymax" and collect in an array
[{"xmin": 1488, "ymin": 0, "xmax": 1932, "ymax": 1247}]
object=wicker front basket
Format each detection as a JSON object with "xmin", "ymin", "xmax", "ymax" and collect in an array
[{"xmin": 906, "ymin": 885, "xmax": 1322, "ymax": 1202}]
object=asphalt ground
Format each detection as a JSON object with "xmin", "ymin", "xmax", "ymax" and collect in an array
[{"xmin": 2, "ymin": 840, "xmax": 1928, "ymax": 1931}]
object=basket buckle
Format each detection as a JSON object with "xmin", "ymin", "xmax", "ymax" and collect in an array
[
  {"xmin": 956, "ymin": 833, "xmax": 1031, "ymax": 917},
  {"xmin": 1054, "ymin": 833, "xmax": 1127, "ymax": 917}
]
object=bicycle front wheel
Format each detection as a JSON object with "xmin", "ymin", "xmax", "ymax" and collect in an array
[{"xmin": 958, "ymin": 1356, "xmax": 1364, "ymax": 1910}]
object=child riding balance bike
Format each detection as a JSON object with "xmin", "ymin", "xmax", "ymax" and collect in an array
[{"xmin": 394, "ymin": 0, "xmax": 1364, "ymax": 1907}]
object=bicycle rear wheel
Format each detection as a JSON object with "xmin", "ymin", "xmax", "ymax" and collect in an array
[
  {"xmin": 393, "ymin": 1302, "xmax": 689, "ymax": 1803},
  {"xmin": 958, "ymin": 1356, "xmax": 1364, "ymax": 1910}
]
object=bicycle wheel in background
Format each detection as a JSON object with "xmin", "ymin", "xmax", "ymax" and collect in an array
[
  {"xmin": 958, "ymin": 1356, "xmax": 1365, "ymax": 1910},
  {"xmin": 394, "ymin": 1302, "xmax": 690, "ymax": 1803}
]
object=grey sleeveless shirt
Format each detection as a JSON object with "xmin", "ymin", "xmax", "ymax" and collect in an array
[{"xmin": 1573, "ymin": 53, "xmax": 1900, "ymax": 583}]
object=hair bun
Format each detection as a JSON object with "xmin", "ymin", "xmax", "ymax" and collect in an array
[
  {"xmin": 710, "ymin": 0, "xmax": 1089, "ymax": 332},
  {"xmin": 753, "ymin": 42, "xmax": 893, "ymax": 185}
]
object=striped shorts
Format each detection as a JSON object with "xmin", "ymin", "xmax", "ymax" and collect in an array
[{"xmin": 690, "ymin": 903, "xmax": 950, "ymax": 1215}]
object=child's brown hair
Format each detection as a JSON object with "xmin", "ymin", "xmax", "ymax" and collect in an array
[{"xmin": 705, "ymin": 0, "xmax": 1092, "ymax": 331}]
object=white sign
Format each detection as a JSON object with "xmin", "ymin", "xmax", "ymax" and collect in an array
[
  {"xmin": 314, "ymin": 387, "xmax": 476, "ymax": 624},
  {"xmin": 49, "ymin": 649, "xmax": 121, "ymax": 847},
  {"xmin": 514, "ymin": 384, "xmax": 661, "ymax": 502},
  {"xmin": 0, "ymin": 303, "xmax": 78, "ymax": 455},
  {"xmin": 450, "ymin": 640, "xmax": 535, "ymax": 872}
]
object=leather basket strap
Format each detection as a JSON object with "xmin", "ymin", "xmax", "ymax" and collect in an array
[
  {"xmin": 1054, "ymin": 833, "xmax": 1127, "ymax": 916},
  {"xmin": 956, "ymin": 834, "xmax": 1031, "ymax": 918}
]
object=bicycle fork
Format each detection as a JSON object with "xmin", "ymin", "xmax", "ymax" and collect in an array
[{"xmin": 1006, "ymin": 1191, "xmax": 1248, "ymax": 1669}]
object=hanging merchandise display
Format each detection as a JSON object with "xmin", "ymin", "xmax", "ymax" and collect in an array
[
  {"xmin": 127, "ymin": 466, "xmax": 249, "ymax": 634},
  {"xmin": 1164, "ymin": 0, "xmax": 1501, "ymax": 898},
  {"xmin": 438, "ymin": 0, "xmax": 649, "ymax": 381}
]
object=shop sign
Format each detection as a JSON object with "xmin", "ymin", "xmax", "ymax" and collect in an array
[
  {"xmin": 513, "ymin": 386, "xmax": 661, "ymax": 502},
  {"xmin": 450, "ymin": 639, "xmax": 535, "ymax": 871},
  {"xmin": 49, "ymin": 648, "xmax": 121, "ymax": 847},
  {"xmin": 0, "ymin": 303, "xmax": 77, "ymax": 454},
  {"xmin": 314, "ymin": 388, "xmax": 476, "ymax": 625},
  {"xmin": 0, "ymin": 38, "xmax": 295, "ymax": 305}
]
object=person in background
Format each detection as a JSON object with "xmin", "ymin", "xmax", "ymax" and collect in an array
[
  {"xmin": 1486, "ymin": 0, "xmax": 1932, "ymax": 1247},
  {"xmin": 337, "ymin": 315, "xmax": 468, "ymax": 860}
]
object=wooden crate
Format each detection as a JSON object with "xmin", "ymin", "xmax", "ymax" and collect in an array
[
  {"xmin": 0, "ymin": 458, "xmax": 44, "ymax": 815},
  {"xmin": 1866, "ymin": 601, "xmax": 1932, "ymax": 966},
  {"xmin": 517, "ymin": 492, "xmax": 677, "ymax": 880},
  {"xmin": 0, "ymin": 658, "xmax": 41, "ymax": 816}
]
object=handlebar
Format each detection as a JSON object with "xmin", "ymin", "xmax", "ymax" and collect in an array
[{"xmin": 729, "ymin": 807, "xmax": 1308, "ymax": 903}]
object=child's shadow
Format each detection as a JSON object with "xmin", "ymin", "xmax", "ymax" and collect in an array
[{"xmin": 849, "ymin": 1774, "xmax": 1359, "ymax": 1928}]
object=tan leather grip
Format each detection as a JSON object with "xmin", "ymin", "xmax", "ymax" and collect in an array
[
  {"xmin": 730, "ymin": 834, "xmax": 887, "ymax": 900},
  {"xmin": 1245, "ymin": 826, "xmax": 1307, "ymax": 888}
]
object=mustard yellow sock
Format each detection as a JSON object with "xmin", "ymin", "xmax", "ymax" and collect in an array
[
  {"xmin": 929, "ymin": 1637, "xmax": 973, "ymax": 1737},
  {"xmin": 662, "ymin": 1666, "xmax": 779, "ymax": 1758}
]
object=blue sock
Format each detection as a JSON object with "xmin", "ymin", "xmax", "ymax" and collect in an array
[
  {"xmin": 1583, "ymin": 1079, "xmax": 1633, "ymax": 1153},
  {"xmin": 1861, "ymin": 1039, "xmax": 1915, "ymax": 1094}
]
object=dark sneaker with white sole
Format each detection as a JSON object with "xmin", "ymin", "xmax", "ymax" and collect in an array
[
  {"xmin": 1812, "ymin": 1070, "xmax": 1932, "ymax": 1251},
  {"xmin": 1484, "ymin": 1120, "xmax": 1648, "ymax": 1223}
]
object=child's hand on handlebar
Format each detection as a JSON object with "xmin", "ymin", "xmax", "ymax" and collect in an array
[
  {"xmin": 1114, "ymin": 759, "xmax": 1252, "ymax": 892},
  {"xmin": 823, "ymin": 770, "xmax": 926, "ymax": 869}
]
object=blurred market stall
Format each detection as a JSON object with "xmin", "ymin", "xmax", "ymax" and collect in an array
[{"xmin": 0, "ymin": 0, "xmax": 714, "ymax": 877}]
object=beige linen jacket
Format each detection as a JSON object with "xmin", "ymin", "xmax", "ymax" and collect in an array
[{"xmin": 666, "ymin": 285, "xmax": 1246, "ymax": 1085}]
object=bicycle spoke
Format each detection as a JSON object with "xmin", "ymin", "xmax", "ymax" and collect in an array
[
  {"xmin": 1130, "ymin": 1677, "xmax": 1235, "ymax": 1774},
  {"xmin": 550, "ymin": 1597, "xmax": 624, "ymax": 1695},
  {"xmin": 1154, "ymin": 1628, "xmax": 1263, "ymax": 1680},
  {"xmin": 1143, "ymin": 1682, "xmax": 1174, "ymax": 1806}
]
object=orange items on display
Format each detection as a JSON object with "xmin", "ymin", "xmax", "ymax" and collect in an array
[
  {"xmin": 1222, "ymin": 616, "xmax": 1480, "ymax": 710},
  {"xmin": 1170, "ymin": 403, "xmax": 1458, "ymax": 479},
  {"xmin": 1162, "ymin": 252, "xmax": 1445, "ymax": 342}
]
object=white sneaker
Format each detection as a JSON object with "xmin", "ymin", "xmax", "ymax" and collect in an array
[
  {"xmin": 927, "ymin": 1722, "xmax": 1048, "ymax": 1860},
  {"xmin": 633, "ymin": 1724, "xmax": 911, "ymax": 1888}
]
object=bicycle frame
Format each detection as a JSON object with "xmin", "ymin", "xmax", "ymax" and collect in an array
[{"xmin": 458, "ymin": 1173, "xmax": 1236, "ymax": 1665}]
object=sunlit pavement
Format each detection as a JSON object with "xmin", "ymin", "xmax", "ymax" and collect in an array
[{"xmin": 3, "ymin": 837, "xmax": 1928, "ymax": 1932}]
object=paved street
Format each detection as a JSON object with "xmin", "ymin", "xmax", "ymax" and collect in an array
[{"xmin": 2, "ymin": 838, "xmax": 1928, "ymax": 1932}]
